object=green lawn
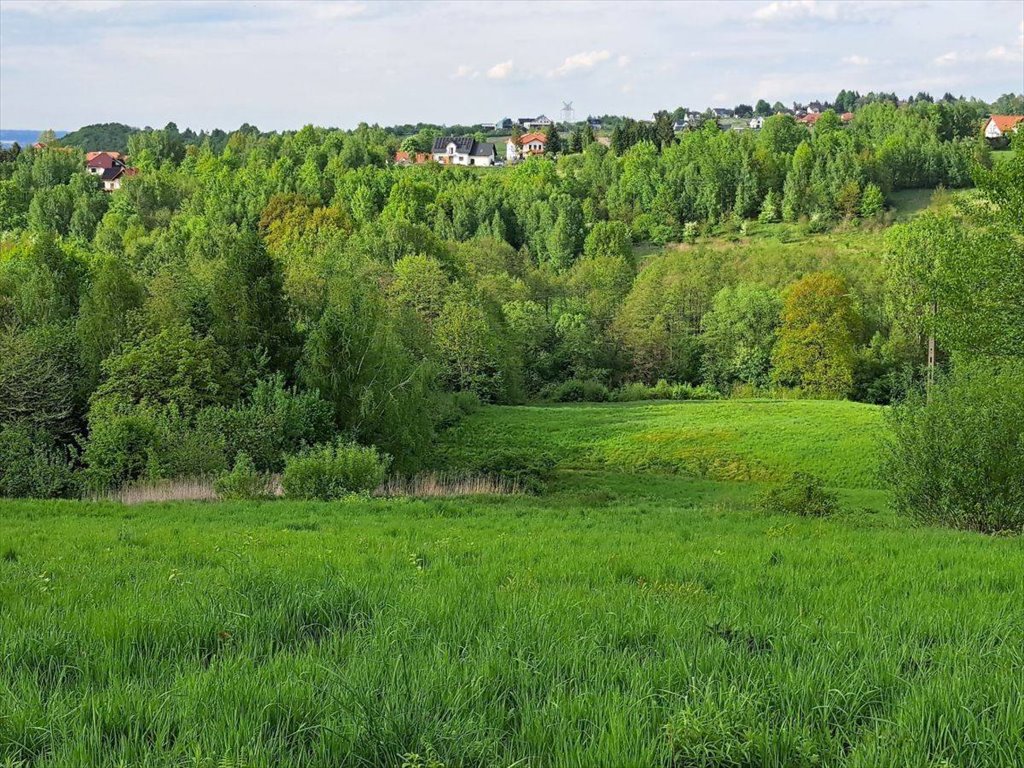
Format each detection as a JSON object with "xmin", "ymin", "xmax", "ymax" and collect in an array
[
  {"xmin": 2, "ymin": 401, "xmax": 1023, "ymax": 767},
  {"xmin": 437, "ymin": 400, "xmax": 885, "ymax": 489}
]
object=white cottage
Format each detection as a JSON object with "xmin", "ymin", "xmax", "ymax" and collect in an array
[{"xmin": 431, "ymin": 137, "xmax": 497, "ymax": 166}]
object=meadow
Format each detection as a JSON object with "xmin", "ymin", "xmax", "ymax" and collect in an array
[{"xmin": 3, "ymin": 400, "xmax": 1023, "ymax": 767}]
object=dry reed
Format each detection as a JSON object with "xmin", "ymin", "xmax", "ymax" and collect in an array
[
  {"xmin": 98, "ymin": 477, "xmax": 218, "ymax": 505},
  {"xmin": 376, "ymin": 472, "xmax": 523, "ymax": 498}
]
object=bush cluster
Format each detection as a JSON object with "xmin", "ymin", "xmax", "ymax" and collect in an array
[
  {"xmin": 611, "ymin": 380, "xmax": 721, "ymax": 402},
  {"xmin": 214, "ymin": 452, "xmax": 273, "ymax": 501},
  {"xmin": 543, "ymin": 379, "xmax": 610, "ymax": 402},
  {"xmin": 758, "ymin": 472, "xmax": 839, "ymax": 517},
  {"xmin": 884, "ymin": 360, "xmax": 1024, "ymax": 533},
  {"xmin": 281, "ymin": 440, "xmax": 391, "ymax": 500}
]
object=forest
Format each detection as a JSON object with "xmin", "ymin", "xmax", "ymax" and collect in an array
[{"xmin": 0, "ymin": 100, "xmax": 1020, "ymax": 501}]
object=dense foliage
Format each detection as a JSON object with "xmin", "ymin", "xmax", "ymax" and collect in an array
[
  {"xmin": 881, "ymin": 142, "xmax": 1024, "ymax": 531},
  {"xmin": 0, "ymin": 105, "xmax": 1016, "ymax": 496}
]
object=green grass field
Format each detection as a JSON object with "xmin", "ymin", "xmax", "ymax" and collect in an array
[{"xmin": 3, "ymin": 401, "xmax": 1023, "ymax": 767}]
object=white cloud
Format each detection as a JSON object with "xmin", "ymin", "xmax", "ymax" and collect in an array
[
  {"xmin": 842, "ymin": 54, "xmax": 869, "ymax": 66},
  {"xmin": 752, "ymin": 0, "xmax": 894, "ymax": 24},
  {"xmin": 549, "ymin": 50, "xmax": 611, "ymax": 77},
  {"xmin": 934, "ymin": 51, "xmax": 958, "ymax": 66},
  {"xmin": 617, "ymin": 54, "xmax": 631, "ymax": 68},
  {"xmin": 984, "ymin": 45, "xmax": 1022, "ymax": 63},
  {"xmin": 754, "ymin": 1, "xmax": 837, "ymax": 22},
  {"xmin": 452, "ymin": 64, "xmax": 477, "ymax": 79},
  {"xmin": 486, "ymin": 59, "xmax": 514, "ymax": 80}
]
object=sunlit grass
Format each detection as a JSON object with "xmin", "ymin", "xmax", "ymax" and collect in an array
[{"xmin": 2, "ymin": 401, "xmax": 1020, "ymax": 767}]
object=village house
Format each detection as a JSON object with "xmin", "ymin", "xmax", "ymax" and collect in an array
[
  {"xmin": 749, "ymin": 117, "xmax": 765, "ymax": 129},
  {"xmin": 983, "ymin": 114, "xmax": 1024, "ymax": 140},
  {"xmin": 430, "ymin": 137, "xmax": 497, "ymax": 166},
  {"xmin": 393, "ymin": 151, "xmax": 431, "ymax": 166},
  {"xmin": 518, "ymin": 132, "xmax": 547, "ymax": 157},
  {"xmin": 517, "ymin": 115, "xmax": 553, "ymax": 130},
  {"xmin": 85, "ymin": 151, "xmax": 137, "ymax": 191}
]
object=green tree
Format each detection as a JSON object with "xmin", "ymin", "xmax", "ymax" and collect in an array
[
  {"xmin": 771, "ymin": 272, "xmax": 860, "ymax": 397},
  {"xmin": 701, "ymin": 284, "xmax": 782, "ymax": 390}
]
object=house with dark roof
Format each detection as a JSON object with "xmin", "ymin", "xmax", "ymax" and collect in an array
[
  {"xmin": 431, "ymin": 137, "xmax": 497, "ymax": 166},
  {"xmin": 85, "ymin": 151, "xmax": 137, "ymax": 191},
  {"xmin": 517, "ymin": 115, "xmax": 553, "ymax": 129}
]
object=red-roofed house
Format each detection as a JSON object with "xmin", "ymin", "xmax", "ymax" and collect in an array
[
  {"xmin": 393, "ymin": 151, "xmax": 431, "ymax": 166},
  {"xmin": 984, "ymin": 115, "xmax": 1024, "ymax": 140},
  {"xmin": 841, "ymin": 112, "xmax": 854, "ymax": 123},
  {"xmin": 518, "ymin": 132, "xmax": 547, "ymax": 157},
  {"xmin": 85, "ymin": 151, "xmax": 137, "ymax": 191}
]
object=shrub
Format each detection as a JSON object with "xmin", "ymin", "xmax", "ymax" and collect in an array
[
  {"xmin": 198, "ymin": 374, "xmax": 333, "ymax": 473},
  {"xmin": 433, "ymin": 389, "xmax": 482, "ymax": 430},
  {"xmin": 544, "ymin": 379, "xmax": 609, "ymax": 403},
  {"xmin": 214, "ymin": 452, "xmax": 273, "ymax": 501},
  {"xmin": 883, "ymin": 360, "xmax": 1024, "ymax": 533},
  {"xmin": 82, "ymin": 405, "xmax": 227, "ymax": 492},
  {"xmin": 281, "ymin": 440, "xmax": 391, "ymax": 500},
  {"xmin": 468, "ymin": 448, "xmax": 556, "ymax": 494},
  {"xmin": 758, "ymin": 472, "xmax": 839, "ymax": 517},
  {"xmin": 610, "ymin": 380, "xmax": 721, "ymax": 402},
  {"xmin": 0, "ymin": 426, "xmax": 80, "ymax": 499}
]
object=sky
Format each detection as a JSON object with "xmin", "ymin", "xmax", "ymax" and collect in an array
[{"xmin": 1, "ymin": 0, "xmax": 1022, "ymax": 132}]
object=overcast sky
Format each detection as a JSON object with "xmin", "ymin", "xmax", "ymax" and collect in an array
[{"xmin": 1, "ymin": 0, "xmax": 1022, "ymax": 132}]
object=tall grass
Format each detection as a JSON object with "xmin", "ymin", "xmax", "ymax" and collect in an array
[
  {"xmin": 1, "ymin": 489, "xmax": 1020, "ymax": 766},
  {"xmin": 377, "ymin": 472, "xmax": 523, "ymax": 498}
]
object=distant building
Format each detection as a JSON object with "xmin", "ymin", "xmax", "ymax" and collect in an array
[
  {"xmin": 807, "ymin": 101, "xmax": 826, "ymax": 114},
  {"xmin": 518, "ymin": 132, "xmax": 547, "ymax": 157},
  {"xmin": 840, "ymin": 112, "xmax": 854, "ymax": 123},
  {"xmin": 673, "ymin": 120, "xmax": 687, "ymax": 132},
  {"xmin": 518, "ymin": 115, "xmax": 553, "ymax": 129},
  {"xmin": 749, "ymin": 117, "xmax": 765, "ymax": 129},
  {"xmin": 393, "ymin": 151, "xmax": 431, "ymax": 166},
  {"xmin": 984, "ymin": 115, "xmax": 1024, "ymax": 139},
  {"xmin": 712, "ymin": 107, "xmax": 734, "ymax": 118},
  {"xmin": 431, "ymin": 137, "xmax": 497, "ymax": 166},
  {"xmin": 85, "ymin": 151, "xmax": 136, "ymax": 191}
]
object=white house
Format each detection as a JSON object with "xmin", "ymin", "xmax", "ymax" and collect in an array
[
  {"xmin": 518, "ymin": 115, "xmax": 553, "ymax": 130},
  {"xmin": 519, "ymin": 132, "xmax": 547, "ymax": 157},
  {"xmin": 749, "ymin": 116, "xmax": 765, "ymax": 129},
  {"xmin": 431, "ymin": 137, "xmax": 497, "ymax": 166},
  {"xmin": 85, "ymin": 151, "xmax": 137, "ymax": 191},
  {"xmin": 506, "ymin": 139, "xmax": 518, "ymax": 162},
  {"xmin": 984, "ymin": 115, "xmax": 1024, "ymax": 139}
]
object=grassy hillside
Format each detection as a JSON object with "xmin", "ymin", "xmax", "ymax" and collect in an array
[
  {"xmin": 3, "ymin": 400, "xmax": 1021, "ymax": 766},
  {"xmin": 437, "ymin": 400, "xmax": 885, "ymax": 488}
]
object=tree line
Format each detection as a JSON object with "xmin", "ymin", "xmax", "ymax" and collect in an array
[{"xmin": 0, "ymin": 103, "xmax": 1018, "ymax": 499}]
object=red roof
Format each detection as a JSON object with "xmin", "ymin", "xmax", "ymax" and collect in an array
[
  {"xmin": 520, "ymin": 132, "xmax": 547, "ymax": 145},
  {"xmin": 798, "ymin": 113, "xmax": 821, "ymax": 125},
  {"xmin": 394, "ymin": 151, "xmax": 410, "ymax": 163},
  {"xmin": 841, "ymin": 112, "xmax": 854, "ymax": 122},
  {"xmin": 86, "ymin": 151, "xmax": 124, "ymax": 169},
  {"xmin": 988, "ymin": 115, "xmax": 1024, "ymax": 132}
]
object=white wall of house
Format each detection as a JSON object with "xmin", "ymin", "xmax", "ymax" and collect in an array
[
  {"xmin": 523, "ymin": 140, "xmax": 545, "ymax": 154},
  {"xmin": 985, "ymin": 119, "xmax": 1004, "ymax": 139}
]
